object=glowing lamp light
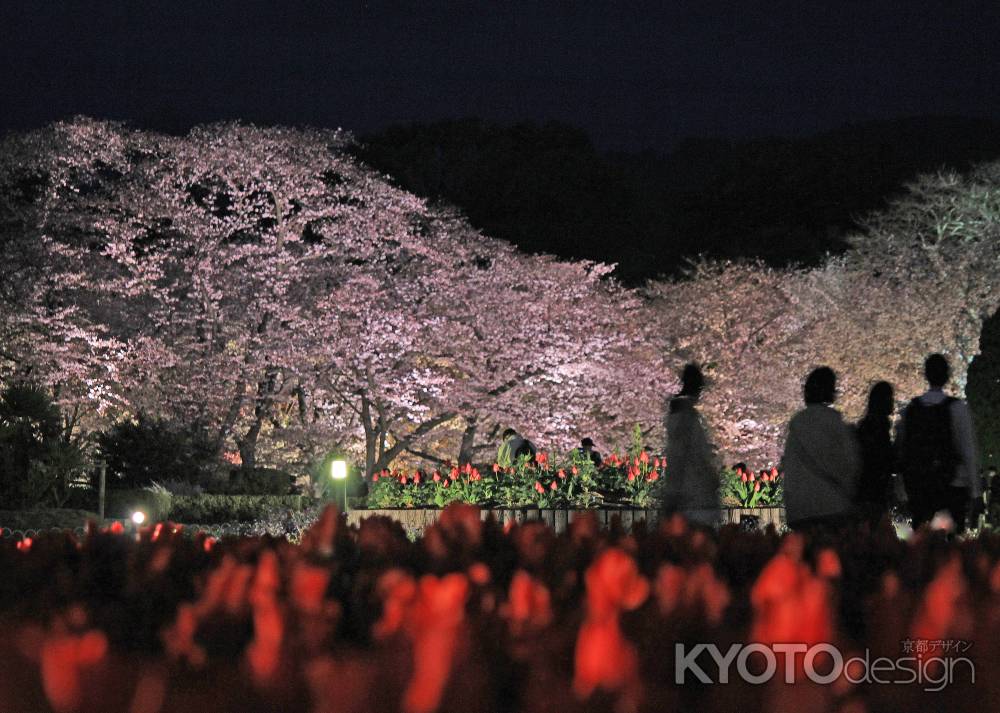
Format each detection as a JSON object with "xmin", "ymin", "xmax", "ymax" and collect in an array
[
  {"xmin": 131, "ymin": 511, "xmax": 146, "ymax": 526},
  {"xmin": 331, "ymin": 459, "xmax": 348, "ymax": 481}
]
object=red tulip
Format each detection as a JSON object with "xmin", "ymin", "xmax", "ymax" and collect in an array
[
  {"xmin": 816, "ymin": 549, "xmax": 841, "ymax": 579},
  {"xmin": 506, "ymin": 570, "xmax": 553, "ymax": 632}
]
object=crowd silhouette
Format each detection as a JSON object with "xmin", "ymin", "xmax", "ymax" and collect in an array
[
  {"xmin": 495, "ymin": 353, "xmax": 987, "ymax": 534},
  {"xmin": 653, "ymin": 354, "xmax": 986, "ymax": 534}
]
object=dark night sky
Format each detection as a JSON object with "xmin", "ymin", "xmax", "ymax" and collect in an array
[{"xmin": 2, "ymin": 1, "xmax": 999, "ymax": 150}]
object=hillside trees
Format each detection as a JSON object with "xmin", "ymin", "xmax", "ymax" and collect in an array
[
  {"xmin": 967, "ymin": 309, "xmax": 1000, "ymax": 467},
  {"xmin": 644, "ymin": 162, "xmax": 1000, "ymax": 465},
  {"xmin": 846, "ymin": 164, "xmax": 1000, "ymax": 385}
]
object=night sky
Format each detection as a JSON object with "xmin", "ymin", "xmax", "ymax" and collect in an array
[{"xmin": 2, "ymin": 1, "xmax": 1000, "ymax": 150}]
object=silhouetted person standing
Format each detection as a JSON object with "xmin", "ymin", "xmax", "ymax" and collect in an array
[
  {"xmin": 662, "ymin": 364, "xmax": 720, "ymax": 526},
  {"xmin": 572, "ymin": 437, "xmax": 602, "ymax": 467},
  {"xmin": 896, "ymin": 354, "xmax": 980, "ymax": 533},
  {"xmin": 855, "ymin": 381, "xmax": 895, "ymax": 526},
  {"xmin": 781, "ymin": 367, "xmax": 861, "ymax": 530}
]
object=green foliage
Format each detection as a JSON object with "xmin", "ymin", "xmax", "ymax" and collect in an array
[
  {"xmin": 0, "ymin": 384, "xmax": 87, "ymax": 509},
  {"xmin": 628, "ymin": 423, "xmax": 645, "ymax": 458},
  {"xmin": 97, "ymin": 415, "xmax": 219, "ymax": 490},
  {"xmin": 104, "ymin": 490, "xmax": 315, "ymax": 524},
  {"xmin": 969, "ymin": 308, "xmax": 1000, "ymax": 468},
  {"xmin": 719, "ymin": 466, "xmax": 784, "ymax": 508}
]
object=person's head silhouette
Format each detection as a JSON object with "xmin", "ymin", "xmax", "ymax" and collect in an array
[
  {"xmin": 804, "ymin": 366, "xmax": 837, "ymax": 405},
  {"xmin": 924, "ymin": 353, "xmax": 950, "ymax": 389},
  {"xmin": 679, "ymin": 363, "xmax": 704, "ymax": 400},
  {"xmin": 865, "ymin": 381, "xmax": 894, "ymax": 418}
]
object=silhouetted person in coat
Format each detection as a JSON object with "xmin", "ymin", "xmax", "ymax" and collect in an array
[{"xmin": 781, "ymin": 366, "xmax": 861, "ymax": 530}]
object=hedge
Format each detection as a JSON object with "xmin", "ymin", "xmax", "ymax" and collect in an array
[
  {"xmin": 104, "ymin": 491, "xmax": 316, "ymax": 524},
  {"xmin": 0, "ymin": 509, "xmax": 103, "ymax": 532}
]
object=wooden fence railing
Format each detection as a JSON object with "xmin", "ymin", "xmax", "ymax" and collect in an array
[{"xmin": 346, "ymin": 506, "xmax": 785, "ymax": 536}]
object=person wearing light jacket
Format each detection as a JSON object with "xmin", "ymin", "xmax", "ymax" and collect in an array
[
  {"xmin": 663, "ymin": 363, "xmax": 721, "ymax": 526},
  {"xmin": 781, "ymin": 366, "xmax": 861, "ymax": 529}
]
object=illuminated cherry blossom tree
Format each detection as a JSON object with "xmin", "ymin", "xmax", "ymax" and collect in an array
[{"xmin": 1, "ymin": 119, "xmax": 662, "ymax": 476}]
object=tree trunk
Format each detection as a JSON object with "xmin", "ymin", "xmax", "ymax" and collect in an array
[
  {"xmin": 458, "ymin": 418, "xmax": 477, "ymax": 464},
  {"xmin": 237, "ymin": 369, "xmax": 277, "ymax": 473},
  {"xmin": 371, "ymin": 411, "xmax": 457, "ymax": 475},
  {"xmin": 361, "ymin": 395, "xmax": 377, "ymax": 478},
  {"xmin": 216, "ymin": 378, "xmax": 247, "ymax": 454},
  {"xmin": 237, "ymin": 419, "xmax": 261, "ymax": 472}
]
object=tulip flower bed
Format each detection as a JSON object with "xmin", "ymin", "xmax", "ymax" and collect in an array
[
  {"xmin": 720, "ymin": 465, "xmax": 784, "ymax": 507},
  {"xmin": 366, "ymin": 455, "xmax": 784, "ymax": 510},
  {"xmin": 366, "ymin": 452, "xmax": 666, "ymax": 509},
  {"xmin": 0, "ymin": 506, "xmax": 995, "ymax": 713}
]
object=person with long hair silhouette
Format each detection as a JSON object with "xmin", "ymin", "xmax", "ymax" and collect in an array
[{"xmin": 855, "ymin": 381, "xmax": 895, "ymax": 526}]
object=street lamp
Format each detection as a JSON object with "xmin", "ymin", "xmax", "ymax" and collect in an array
[
  {"xmin": 331, "ymin": 459, "xmax": 348, "ymax": 512},
  {"xmin": 131, "ymin": 511, "xmax": 146, "ymax": 526}
]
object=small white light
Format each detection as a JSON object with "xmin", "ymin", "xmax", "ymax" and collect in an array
[
  {"xmin": 131, "ymin": 511, "xmax": 146, "ymax": 525},
  {"xmin": 331, "ymin": 459, "xmax": 347, "ymax": 480}
]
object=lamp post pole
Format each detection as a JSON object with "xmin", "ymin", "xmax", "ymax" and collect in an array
[
  {"xmin": 98, "ymin": 462, "xmax": 106, "ymax": 520},
  {"xmin": 331, "ymin": 459, "xmax": 348, "ymax": 512}
]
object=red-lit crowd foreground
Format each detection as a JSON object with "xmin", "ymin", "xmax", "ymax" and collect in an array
[{"xmin": 1, "ymin": 506, "xmax": 998, "ymax": 713}]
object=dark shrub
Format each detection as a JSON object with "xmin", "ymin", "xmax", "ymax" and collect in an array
[
  {"xmin": 226, "ymin": 467, "xmax": 294, "ymax": 495},
  {"xmin": 0, "ymin": 384, "xmax": 87, "ymax": 509},
  {"xmin": 0, "ymin": 508, "xmax": 103, "ymax": 531},
  {"xmin": 169, "ymin": 494, "xmax": 310, "ymax": 523},
  {"xmin": 103, "ymin": 491, "xmax": 313, "ymax": 524},
  {"xmin": 97, "ymin": 415, "xmax": 218, "ymax": 489},
  {"xmin": 104, "ymin": 489, "xmax": 173, "ymax": 522}
]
